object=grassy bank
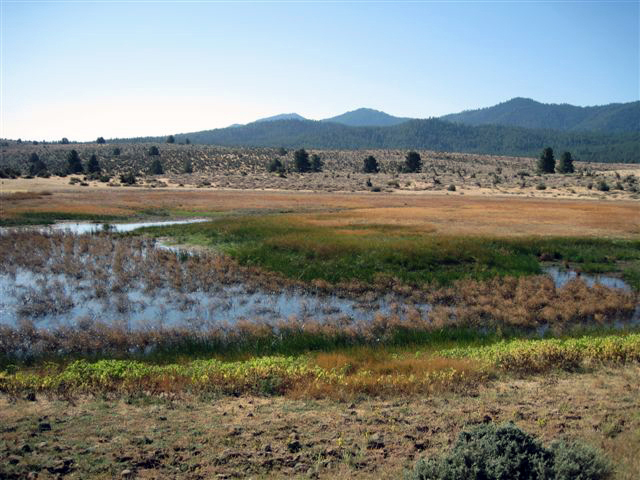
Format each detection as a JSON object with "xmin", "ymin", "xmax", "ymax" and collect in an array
[
  {"xmin": 2, "ymin": 332, "xmax": 638, "ymax": 398},
  {"xmin": 140, "ymin": 214, "xmax": 640, "ymax": 288}
]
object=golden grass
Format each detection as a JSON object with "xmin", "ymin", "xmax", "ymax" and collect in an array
[{"xmin": 1, "ymin": 188, "xmax": 637, "ymax": 237}]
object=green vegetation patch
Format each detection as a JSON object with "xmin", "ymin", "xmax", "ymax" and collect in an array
[
  {"xmin": 439, "ymin": 333, "xmax": 640, "ymax": 373},
  {"xmin": 140, "ymin": 215, "xmax": 640, "ymax": 288},
  {"xmin": 2, "ymin": 333, "xmax": 638, "ymax": 397}
]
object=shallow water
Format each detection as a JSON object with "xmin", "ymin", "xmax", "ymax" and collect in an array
[
  {"xmin": 0, "ymin": 221, "xmax": 637, "ymax": 332},
  {"xmin": 543, "ymin": 266, "xmax": 631, "ymax": 291},
  {"xmin": 50, "ymin": 218, "xmax": 209, "ymax": 235},
  {"xmin": 0, "ymin": 267, "xmax": 430, "ymax": 329}
]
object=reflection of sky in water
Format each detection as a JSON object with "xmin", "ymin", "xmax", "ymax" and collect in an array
[
  {"xmin": 543, "ymin": 267, "xmax": 631, "ymax": 291},
  {"xmin": 0, "ymin": 268, "xmax": 431, "ymax": 329}
]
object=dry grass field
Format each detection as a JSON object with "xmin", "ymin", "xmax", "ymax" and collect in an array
[{"xmin": 2, "ymin": 186, "xmax": 639, "ymax": 238}]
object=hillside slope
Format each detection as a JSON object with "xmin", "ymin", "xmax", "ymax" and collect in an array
[{"xmin": 441, "ymin": 97, "xmax": 640, "ymax": 133}]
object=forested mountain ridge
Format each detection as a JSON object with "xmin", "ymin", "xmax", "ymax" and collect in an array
[{"xmin": 441, "ymin": 97, "xmax": 640, "ymax": 133}]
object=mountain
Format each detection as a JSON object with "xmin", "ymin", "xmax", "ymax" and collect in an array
[
  {"xmin": 322, "ymin": 108, "xmax": 411, "ymax": 127},
  {"xmin": 441, "ymin": 98, "xmax": 640, "ymax": 133},
  {"xmin": 255, "ymin": 113, "xmax": 307, "ymax": 123},
  {"xmin": 169, "ymin": 118, "xmax": 638, "ymax": 163}
]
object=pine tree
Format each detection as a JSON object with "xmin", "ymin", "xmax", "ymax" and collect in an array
[
  {"xmin": 557, "ymin": 151, "xmax": 574, "ymax": 173},
  {"xmin": 537, "ymin": 147, "xmax": 555, "ymax": 174},
  {"xmin": 87, "ymin": 154, "xmax": 101, "ymax": 174},
  {"xmin": 150, "ymin": 158, "xmax": 164, "ymax": 175},
  {"xmin": 404, "ymin": 151, "xmax": 422, "ymax": 173},
  {"xmin": 66, "ymin": 150, "xmax": 83, "ymax": 174},
  {"xmin": 363, "ymin": 155, "xmax": 379, "ymax": 173},
  {"xmin": 293, "ymin": 149, "xmax": 310, "ymax": 172}
]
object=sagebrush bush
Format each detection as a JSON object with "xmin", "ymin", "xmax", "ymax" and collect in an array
[{"xmin": 406, "ymin": 423, "xmax": 611, "ymax": 480}]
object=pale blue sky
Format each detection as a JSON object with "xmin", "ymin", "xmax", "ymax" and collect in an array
[{"xmin": 2, "ymin": 1, "xmax": 638, "ymax": 141}]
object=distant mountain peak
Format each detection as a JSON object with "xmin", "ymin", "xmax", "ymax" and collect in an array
[
  {"xmin": 322, "ymin": 107, "xmax": 411, "ymax": 127},
  {"xmin": 254, "ymin": 113, "xmax": 307, "ymax": 123}
]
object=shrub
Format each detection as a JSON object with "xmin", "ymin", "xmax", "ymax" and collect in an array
[
  {"xmin": 550, "ymin": 441, "xmax": 612, "ymax": 480},
  {"xmin": 406, "ymin": 423, "xmax": 611, "ymax": 480},
  {"xmin": 28, "ymin": 153, "xmax": 48, "ymax": 177},
  {"xmin": 310, "ymin": 154, "xmax": 323, "ymax": 172},
  {"xmin": 166, "ymin": 135, "xmax": 175, "ymax": 144},
  {"xmin": 120, "ymin": 172, "xmax": 137, "ymax": 185},
  {"xmin": 536, "ymin": 183, "xmax": 547, "ymax": 190},
  {"xmin": 597, "ymin": 180, "xmax": 610, "ymax": 192},
  {"xmin": 268, "ymin": 158, "xmax": 284, "ymax": 173},
  {"xmin": 183, "ymin": 159, "xmax": 193, "ymax": 174},
  {"xmin": 447, "ymin": 184, "xmax": 456, "ymax": 192},
  {"xmin": 96, "ymin": 136, "xmax": 106, "ymax": 144},
  {"xmin": 148, "ymin": 146, "xmax": 160, "ymax": 156},
  {"xmin": 60, "ymin": 137, "xmax": 69, "ymax": 144},
  {"xmin": 112, "ymin": 147, "xmax": 121, "ymax": 156},
  {"xmin": 0, "ymin": 166, "xmax": 20, "ymax": 179}
]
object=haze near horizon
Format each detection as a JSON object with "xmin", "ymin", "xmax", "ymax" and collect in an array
[{"xmin": 2, "ymin": 1, "xmax": 638, "ymax": 141}]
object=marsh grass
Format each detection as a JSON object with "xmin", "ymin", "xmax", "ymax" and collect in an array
[{"xmin": 140, "ymin": 215, "xmax": 640, "ymax": 288}]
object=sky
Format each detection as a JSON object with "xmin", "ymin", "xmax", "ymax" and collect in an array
[{"xmin": 1, "ymin": 1, "xmax": 639, "ymax": 141}]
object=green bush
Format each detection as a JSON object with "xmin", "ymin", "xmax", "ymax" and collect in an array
[{"xmin": 406, "ymin": 423, "xmax": 610, "ymax": 480}]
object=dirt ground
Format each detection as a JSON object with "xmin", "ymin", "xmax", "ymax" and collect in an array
[{"xmin": 1, "ymin": 365, "xmax": 638, "ymax": 479}]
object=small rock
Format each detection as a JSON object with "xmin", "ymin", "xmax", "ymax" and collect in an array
[
  {"xmin": 287, "ymin": 440, "xmax": 302, "ymax": 453},
  {"xmin": 367, "ymin": 433, "xmax": 384, "ymax": 449},
  {"xmin": 158, "ymin": 416, "xmax": 167, "ymax": 421},
  {"xmin": 38, "ymin": 422, "xmax": 51, "ymax": 432},
  {"xmin": 36, "ymin": 441, "xmax": 47, "ymax": 448},
  {"xmin": 263, "ymin": 444, "xmax": 272, "ymax": 452},
  {"xmin": 120, "ymin": 469, "xmax": 132, "ymax": 477},
  {"xmin": 414, "ymin": 441, "xmax": 428, "ymax": 451}
]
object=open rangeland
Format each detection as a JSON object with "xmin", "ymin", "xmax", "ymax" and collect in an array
[{"xmin": 1, "ymin": 150, "xmax": 638, "ymax": 479}]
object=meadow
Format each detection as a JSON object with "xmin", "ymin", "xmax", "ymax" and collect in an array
[{"xmin": 1, "ymin": 149, "xmax": 639, "ymax": 479}]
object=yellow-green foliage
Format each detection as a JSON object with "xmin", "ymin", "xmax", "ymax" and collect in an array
[
  {"xmin": 1, "ymin": 334, "xmax": 638, "ymax": 397},
  {"xmin": 440, "ymin": 333, "xmax": 640, "ymax": 373}
]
